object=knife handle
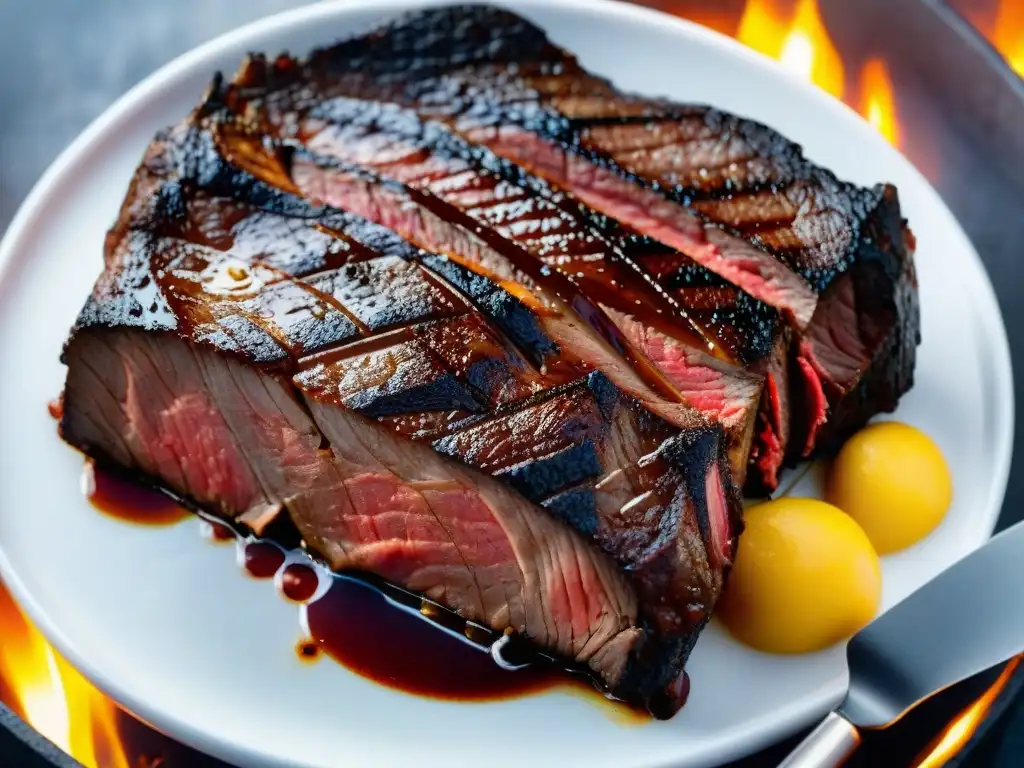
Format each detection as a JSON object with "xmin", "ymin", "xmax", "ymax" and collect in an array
[{"xmin": 777, "ymin": 712, "xmax": 861, "ymax": 768}]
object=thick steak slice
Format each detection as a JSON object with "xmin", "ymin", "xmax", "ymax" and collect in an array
[
  {"xmin": 239, "ymin": 4, "xmax": 918, "ymax": 466},
  {"xmin": 219, "ymin": 26, "xmax": 786, "ymax": 493},
  {"xmin": 65, "ymin": 328, "xmax": 646, "ymax": 694},
  {"xmin": 59, "ymin": 106, "xmax": 742, "ymax": 717},
  {"xmin": 225, "ymin": 5, "xmax": 817, "ymax": 331},
  {"xmin": 217, "ymin": 85, "xmax": 766, "ymax": 485}
]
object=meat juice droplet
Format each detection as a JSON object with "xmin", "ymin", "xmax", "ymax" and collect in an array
[
  {"xmin": 82, "ymin": 462, "xmax": 188, "ymax": 526},
  {"xmin": 242, "ymin": 541, "xmax": 285, "ymax": 579},
  {"xmin": 296, "ymin": 639, "xmax": 321, "ymax": 663},
  {"xmin": 279, "ymin": 563, "xmax": 319, "ymax": 602},
  {"xmin": 680, "ymin": 673, "xmax": 691, "ymax": 707},
  {"xmin": 199, "ymin": 517, "xmax": 235, "ymax": 543}
]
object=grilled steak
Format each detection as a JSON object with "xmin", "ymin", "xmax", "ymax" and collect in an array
[
  {"xmin": 59, "ymin": 96, "xmax": 742, "ymax": 718},
  {"xmin": 231, "ymin": 4, "xmax": 918, "ymax": 482},
  {"xmin": 224, "ymin": 60, "xmax": 790, "ymax": 491},
  {"xmin": 57, "ymin": 4, "xmax": 920, "ymax": 719}
]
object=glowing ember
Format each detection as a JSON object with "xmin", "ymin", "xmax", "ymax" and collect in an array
[
  {"xmin": 914, "ymin": 657, "xmax": 1022, "ymax": 768},
  {"xmin": 859, "ymin": 58, "xmax": 900, "ymax": 146},
  {"xmin": 737, "ymin": 0, "xmax": 845, "ymax": 99}
]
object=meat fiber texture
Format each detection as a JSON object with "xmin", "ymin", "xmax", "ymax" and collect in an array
[{"xmin": 58, "ymin": 4, "xmax": 919, "ymax": 719}]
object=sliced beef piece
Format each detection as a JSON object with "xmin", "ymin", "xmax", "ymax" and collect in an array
[
  {"xmin": 221, "ymin": 20, "xmax": 789, "ymax": 492},
  {"xmin": 790, "ymin": 190, "xmax": 919, "ymax": 454},
  {"xmin": 237, "ymin": 4, "xmax": 918, "ymax": 465},
  {"xmin": 216, "ymin": 83, "xmax": 768, "ymax": 486},
  {"xmin": 59, "ymin": 106, "xmax": 743, "ymax": 717},
  {"xmin": 226, "ymin": 6, "xmax": 817, "ymax": 330},
  {"xmin": 64, "ymin": 328, "xmax": 645, "ymax": 695},
  {"xmin": 623, "ymin": 239, "xmax": 791, "ymax": 492}
]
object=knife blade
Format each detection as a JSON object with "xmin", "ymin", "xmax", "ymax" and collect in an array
[{"xmin": 780, "ymin": 519, "xmax": 1024, "ymax": 767}]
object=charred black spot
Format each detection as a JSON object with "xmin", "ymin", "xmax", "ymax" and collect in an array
[
  {"xmin": 541, "ymin": 488, "xmax": 599, "ymax": 537},
  {"xmin": 498, "ymin": 441, "xmax": 603, "ymax": 502}
]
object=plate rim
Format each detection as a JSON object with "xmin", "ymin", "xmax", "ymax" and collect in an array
[{"xmin": 0, "ymin": 1, "xmax": 1014, "ymax": 766}]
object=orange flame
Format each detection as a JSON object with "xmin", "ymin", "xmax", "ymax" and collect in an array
[
  {"xmin": 737, "ymin": 0, "xmax": 844, "ymax": 99},
  {"xmin": 914, "ymin": 657, "xmax": 1022, "ymax": 768},
  {"xmin": 990, "ymin": 0, "xmax": 1024, "ymax": 77},
  {"xmin": 859, "ymin": 58, "xmax": 900, "ymax": 146},
  {"xmin": 0, "ymin": 582, "xmax": 130, "ymax": 768}
]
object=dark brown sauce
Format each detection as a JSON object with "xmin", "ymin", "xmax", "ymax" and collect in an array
[
  {"xmin": 83, "ymin": 462, "xmax": 653, "ymax": 720},
  {"xmin": 300, "ymin": 574, "xmax": 559, "ymax": 701},
  {"xmin": 83, "ymin": 462, "xmax": 188, "ymax": 527},
  {"xmin": 296, "ymin": 638, "xmax": 322, "ymax": 662},
  {"xmin": 280, "ymin": 563, "xmax": 319, "ymax": 602},
  {"xmin": 242, "ymin": 541, "xmax": 286, "ymax": 579}
]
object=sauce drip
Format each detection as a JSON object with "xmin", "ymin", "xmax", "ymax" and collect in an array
[
  {"xmin": 242, "ymin": 542, "xmax": 285, "ymax": 579},
  {"xmin": 83, "ymin": 463, "xmax": 188, "ymax": 526},
  {"xmin": 200, "ymin": 517, "xmax": 236, "ymax": 543},
  {"xmin": 280, "ymin": 563, "xmax": 319, "ymax": 602},
  {"xmin": 81, "ymin": 463, "xmax": 654, "ymax": 719},
  {"xmin": 300, "ymin": 575, "xmax": 558, "ymax": 701},
  {"xmin": 296, "ymin": 639, "xmax": 321, "ymax": 662}
]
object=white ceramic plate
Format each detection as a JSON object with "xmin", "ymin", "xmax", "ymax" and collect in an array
[{"xmin": 0, "ymin": 1, "xmax": 1013, "ymax": 766}]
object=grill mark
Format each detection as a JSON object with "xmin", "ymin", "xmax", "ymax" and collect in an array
[
  {"xmin": 213, "ymin": 300, "xmax": 297, "ymax": 360},
  {"xmin": 311, "ymin": 222, "xmax": 378, "ymax": 263},
  {"xmin": 458, "ymin": 106, "xmax": 815, "ymax": 278},
  {"xmin": 411, "ymin": 192, "xmax": 695, "ymax": 404},
  {"xmin": 159, "ymin": 127, "xmax": 566, "ymax": 388},
  {"xmin": 295, "ymin": 99, "xmax": 727, "ymax": 359},
  {"xmin": 293, "ymin": 310, "xmax": 534, "ymax": 435},
  {"xmin": 430, "ymin": 372, "xmax": 613, "ymax": 449},
  {"xmin": 296, "ymin": 322, "xmax": 423, "ymax": 368},
  {"xmin": 412, "ymin": 260, "xmax": 544, "ymax": 378},
  {"xmin": 489, "ymin": 154, "xmax": 726, "ymax": 359},
  {"xmin": 154, "ymin": 233, "xmax": 365, "ymax": 358},
  {"xmin": 417, "ymin": 321, "xmax": 506, "ymax": 414},
  {"xmin": 291, "ymin": 146, "xmax": 685, "ymax": 404},
  {"xmin": 249, "ymin": 258, "xmax": 373, "ymax": 337}
]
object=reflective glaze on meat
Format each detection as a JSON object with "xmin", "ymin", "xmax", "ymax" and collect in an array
[
  {"xmin": 61, "ymin": 98, "xmax": 741, "ymax": 718},
  {"xmin": 57, "ymin": 4, "xmax": 918, "ymax": 719},
  {"xmin": 225, "ymin": 3, "xmax": 918, "ymax": 486}
]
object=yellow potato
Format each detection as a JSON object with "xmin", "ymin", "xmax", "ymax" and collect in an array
[
  {"xmin": 828, "ymin": 422, "xmax": 952, "ymax": 555},
  {"xmin": 718, "ymin": 498, "xmax": 881, "ymax": 654}
]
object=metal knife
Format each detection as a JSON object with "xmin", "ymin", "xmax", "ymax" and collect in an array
[{"xmin": 780, "ymin": 519, "xmax": 1024, "ymax": 767}]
